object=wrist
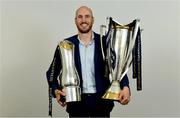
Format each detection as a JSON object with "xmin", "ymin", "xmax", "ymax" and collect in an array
[
  {"xmin": 55, "ymin": 89, "xmax": 60, "ymax": 95},
  {"xmin": 123, "ymin": 86, "xmax": 129, "ymax": 90}
]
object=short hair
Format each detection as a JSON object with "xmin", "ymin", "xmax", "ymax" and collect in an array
[{"xmin": 75, "ymin": 6, "xmax": 93, "ymax": 18}]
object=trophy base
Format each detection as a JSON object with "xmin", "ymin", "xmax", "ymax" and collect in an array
[
  {"xmin": 64, "ymin": 86, "xmax": 81, "ymax": 102},
  {"xmin": 102, "ymin": 92, "xmax": 119, "ymax": 101},
  {"xmin": 102, "ymin": 80, "xmax": 120, "ymax": 101}
]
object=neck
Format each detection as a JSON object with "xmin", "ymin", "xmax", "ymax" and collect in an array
[{"xmin": 78, "ymin": 31, "xmax": 93, "ymax": 46}]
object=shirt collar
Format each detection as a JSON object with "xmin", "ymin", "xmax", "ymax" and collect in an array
[{"xmin": 78, "ymin": 32, "xmax": 94, "ymax": 46}]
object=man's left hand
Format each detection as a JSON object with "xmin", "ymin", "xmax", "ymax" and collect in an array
[{"xmin": 118, "ymin": 86, "xmax": 131, "ymax": 105}]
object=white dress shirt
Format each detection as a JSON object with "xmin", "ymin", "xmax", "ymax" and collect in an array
[{"xmin": 78, "ymin": 33, "xmax": 96, "ymax": 93}]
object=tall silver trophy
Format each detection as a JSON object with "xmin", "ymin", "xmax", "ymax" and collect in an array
[
  {"xmin": 101, "ymin": 17, "xmax": 140, "ymax": 100},
  {"xmin": 58, "ymin": 40, "xmax": 81, "ymax": 102}
]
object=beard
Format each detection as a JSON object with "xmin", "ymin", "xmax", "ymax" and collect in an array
[{"xmin": 76, "ymin": 22, "xmax": 93, "ymax": 33}]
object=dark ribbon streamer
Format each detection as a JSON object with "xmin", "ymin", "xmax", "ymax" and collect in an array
[
  {"xmin": 48, "ymin": 88, "xmax": 52, "ymax": 117},
  {"xmin": 48, "ymin": 57, "xmax": 56, "ymax": 117},
  {"xmin": 132, "ymin": 27, "xmax": 142, "ymax": 91}
]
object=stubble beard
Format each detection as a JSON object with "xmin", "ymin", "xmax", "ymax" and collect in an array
[{"xmin": 77, "ymin": 22, "xmax": 93, "ymax": 34}]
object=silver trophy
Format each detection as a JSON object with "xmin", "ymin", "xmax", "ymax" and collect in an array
[
  {"xmin": 58, "ymin": 40, "xmax": 81, "ymax": 102},
  {"xmin": 101, "ymin": 17, "xmax": 140, "ymax": 100}
]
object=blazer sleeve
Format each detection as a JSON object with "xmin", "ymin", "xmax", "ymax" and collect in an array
[
  {"xmin": 46, "ymin": 46, "xmax": 62, "ymax": 97},
  {"xmin": 120, "ymin": 74, "xmax": 129, "ymax": 89}
]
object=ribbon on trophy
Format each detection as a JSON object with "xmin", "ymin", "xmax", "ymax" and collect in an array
[
  {"xmin": 132, "ymin": 27, "xmax": 142, "ymax": 91},
  {"xmin": 46, "ymin": 46, "xmax": 60, "ymax": 117},
  {"xmin": 48, "ymin": 88, "xmax": 53, "ymax": 116},
  {"xmin": 48, "ymin": 56, "xmax": 57, "ymax": 117}
]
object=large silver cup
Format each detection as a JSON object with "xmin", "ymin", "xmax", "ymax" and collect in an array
[
  {"xmin": 101, "ymin": 17, "xmax": 140, "ymax": 100},
  {"xmin": 59, "ymin": 40, "xmax": 81, "ymax": 102}
]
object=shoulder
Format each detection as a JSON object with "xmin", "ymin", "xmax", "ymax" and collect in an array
[
  {"xmin": 64, "ymin": 34, "xmax": 78, "ymax": 45},
  {"xmin": 93, "ymin": 32, "xmax": 100, "ymax": 38},
  {"xmin": 93, "ymin": 32, "xmax": 104, "ymax": 45}
]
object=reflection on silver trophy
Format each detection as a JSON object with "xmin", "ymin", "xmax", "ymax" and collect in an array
[
  {"xmin": 100, "ymin": 17, "xmax": 140, "ymax": 100},
  {"xmin": 58, "ymin": 40, "xmax": 81, "ymax": 102}
]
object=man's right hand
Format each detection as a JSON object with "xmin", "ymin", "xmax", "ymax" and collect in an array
[{"xmin": 54, "ymin": 89, "xmax": 66, "ymax": 107}]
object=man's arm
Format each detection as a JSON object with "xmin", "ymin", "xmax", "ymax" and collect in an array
[
  {"xmin": 120, "ymin": 74, "xmax": 129, "ymax": 89},
  {"xmin": 46, "ymin": 46, "xmax": 62, "ymax": 97}
]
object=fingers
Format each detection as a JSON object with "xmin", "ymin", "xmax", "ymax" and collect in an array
[
  {"xmin": 119, "ymin": 95, "xmax": 130, "ymax": 105},
  {"xmin": 118, "ymin": 92, "xmax": 124, "ymax": 102},
  {"xmin": 58, "ymin": 99, "xmax": 67, "ymax": 107},
  {"xmin": 55, "ymin": 89, "xmax": 66, "ymax": 96},
  {"xmin": 118, "ymin": 88, "xmax": 131, "ymax": 105},
  {"xmin": 54, "ymin": 89, "xmax": 66, "ymax": 107}
]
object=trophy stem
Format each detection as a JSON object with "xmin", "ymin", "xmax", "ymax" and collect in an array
[{"xmin": 102, "ymin": 80, "xmax": 120, "ymax": 101}]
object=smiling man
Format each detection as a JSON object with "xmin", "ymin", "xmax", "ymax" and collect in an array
[{"xmin": 46, "ymin": 6, "xmax": 131, "ymax": 118}]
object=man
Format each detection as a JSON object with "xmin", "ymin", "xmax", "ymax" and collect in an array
[{"xmin": 46, "ymin": 6, "xmax": 131, "ymax": 117}]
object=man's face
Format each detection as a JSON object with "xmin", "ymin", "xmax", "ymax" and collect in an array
[{"xmin": 75, "ymin": 7, "xmax": 94, "ymax": 33}]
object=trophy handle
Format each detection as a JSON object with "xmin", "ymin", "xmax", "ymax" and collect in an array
[
  {"xmin": 100, "ymin": 24, "xmax": 106, "ymax": 60},
  {"xmin": 132, "ymin": 19, "xmax": 140, "ymax": 49},
  {"xmin": 100, "ymin": 17, "xmax": 112, "ymax": 60}
]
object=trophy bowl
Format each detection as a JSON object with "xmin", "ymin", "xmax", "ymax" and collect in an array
[{"xmin": 101, "ymin": 17, "xmax": 140, "ymax": 100}]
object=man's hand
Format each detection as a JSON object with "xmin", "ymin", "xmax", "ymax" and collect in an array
[
  {"xmin": 118, "ymin": 86, "xmax": 131, "ymax": 105},
  {"xmin": 54, "ymin": 89, "xmax": 66, "ymax": 107}
]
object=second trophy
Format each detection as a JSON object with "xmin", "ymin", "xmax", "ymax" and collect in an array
[{"xmin": 101, "ymin": 17, "xmax": 140, "ymax": 100}]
